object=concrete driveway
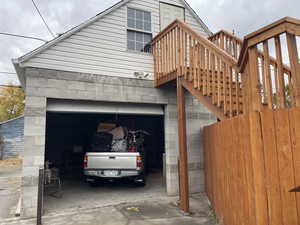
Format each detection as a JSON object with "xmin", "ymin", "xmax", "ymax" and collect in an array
[
  {"xmin": 1, "ymin": 194, "xmax": 217, "ymax": 225},
  {"xmin": 0, "ymin": 164, "xmax": 21, "ymax": 220},
  {"xmin": 43, "ymin": 171, "xmax": 167, "ymax": 215}
]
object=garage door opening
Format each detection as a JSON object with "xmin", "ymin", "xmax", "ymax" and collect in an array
[{"xmin": 43, "ymin": 111, "xmax": 165, "ymax": 213}]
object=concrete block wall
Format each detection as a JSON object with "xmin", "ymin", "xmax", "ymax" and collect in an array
[
  {"xmin": 21, "ymin": 68, "xmax": 216, "ymax": 218},
  {"xmin": 0, "ymin": 117, "xmax": 24, "ymax": 159},
  {"xmin": 22, "ymin": 95, "xmax": 46, "ymax": 218},
  {"xmin": 164, "ymin": 93, "xmax": 216, "ymax": 195}
]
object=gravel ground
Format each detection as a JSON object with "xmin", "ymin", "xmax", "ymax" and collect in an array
[{"xmin": 0, "ymin": 163, "xmax": 21, "ymax": 220}]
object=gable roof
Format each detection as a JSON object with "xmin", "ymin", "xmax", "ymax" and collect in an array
[
  {"xmin": 13, "ymin": 0, "xmax": 211, "ymax": 65},
  {"xmin": 12, "ymin": 0, "xmax": 211, "ymax": 88}
]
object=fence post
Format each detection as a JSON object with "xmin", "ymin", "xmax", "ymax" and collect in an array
[
  {"xmin": 286, "ymin": 33, "xmax": 300, "ymax": 106},
  {"xmin": 37, "ymin": 168, "xmax": 44, "ymax": 225},
  {"xmin": 247, "ymin": 47, "xmax": 262, "ymax": 112}
]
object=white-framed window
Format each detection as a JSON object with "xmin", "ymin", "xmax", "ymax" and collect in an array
[{"xmin": 127, "ymin": 8, "xmax": 152, "ymax": 53}]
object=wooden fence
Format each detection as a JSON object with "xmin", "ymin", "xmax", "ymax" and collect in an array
[{"xmin": 203, "ymin": 107, "xmax": 300, "ymax": 225}]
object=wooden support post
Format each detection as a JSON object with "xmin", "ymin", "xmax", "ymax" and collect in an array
[
  {"xmin": 274, "ymin": 35, "xmax": 286, "ymax": 108},
  {"xmin": 248, "ymin": 47, "xmax": 262, "ymax": 112},
  {"xmin": 176, "ymin": 77, "xmax": 190, "ymax": 213},
  {"xmin": 286, "ymin": 33, "xmax": 300, "ymax": 106}
]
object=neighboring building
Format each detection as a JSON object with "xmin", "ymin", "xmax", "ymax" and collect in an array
[
  {"xmin": 0, "ymin": 116, "xmax": 24, "ymax": 160},
  {"xmin": 13, "ymin": 0, "xmax": 216, "ymax": 218}
]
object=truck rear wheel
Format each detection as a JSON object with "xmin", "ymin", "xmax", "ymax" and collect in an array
[
  {"xmin": 88, "ymin": 180, "xmax": 99, "ymax": 187},
  {"xmin": 134, "ymin": 175, "xmax": 146, "ymax": 187},
  {"xmin": 86, "ymin": 177, "xmax": 99, "ymax": 187}
]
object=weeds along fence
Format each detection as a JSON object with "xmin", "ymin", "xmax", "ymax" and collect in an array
[{"xmin": 203, "ymin": 107, "xmax": 300, "ymax": 225}]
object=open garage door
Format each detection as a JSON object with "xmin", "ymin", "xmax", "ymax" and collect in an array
[
  {"xmin": 47, "ymin": 99, "xmax": 164, "ymax": 115},
  {"xmin": 43, "ymin": 99, "xmax": 166, "ymax": 214}
]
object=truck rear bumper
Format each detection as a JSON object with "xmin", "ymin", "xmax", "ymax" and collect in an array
[{"xmin": 84, "ymin": 169, "xmax": 140, "ymax": 178}]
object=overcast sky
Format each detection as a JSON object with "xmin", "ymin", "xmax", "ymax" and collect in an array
[{"xmin": 0, "ymin": 0, "xmax": 299, "ymax": 85}]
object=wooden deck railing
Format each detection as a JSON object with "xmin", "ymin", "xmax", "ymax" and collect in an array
[
  {"xmin": 239, "ymin": 17, "xmax": 300, "ymax": 112},
  {"xmin": 209, "ymin": 30, "xmax": 243, "ymax": 60},
  {"xmin": 153, "ymin": 17, "xmax": 300, "ymax": 119},
  {"xmin": 152, "ymin": 20, "xmax": 243, "ymax": 118}
]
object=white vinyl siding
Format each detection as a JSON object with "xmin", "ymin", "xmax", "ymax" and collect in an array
[
  {"xmin": 21, "ymin": 0, "xmax": 210, "ymax": 79},
  {"xmin": 160, "ymin": 3, "xmax": 185, "ymax": 30}
]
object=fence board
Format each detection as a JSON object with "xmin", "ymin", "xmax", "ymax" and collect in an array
[
  {"xmin": 289, "ymin": 108, "xmax": 300, "ymax": 223},
  {"xmin": 204, "ymin": 107, "xmax": 300, "ymax": 225},
  {"xmin": 274, "ymin": 109, "xmax": 298, "ymax": 225},
  {"xmin": 260, "ymin": 109, "xmax": 283, "ymax": 225},
  {"xmin": 249, "ymin": 111, "xmax": 269, "ymax": 225}
]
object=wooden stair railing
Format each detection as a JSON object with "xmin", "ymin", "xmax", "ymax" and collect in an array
[
  {"xmin": 153, "ymin": 17, "xmax": 300, "ymax": 120},
  {"xmin": 152, "ymin": 19, "xmax": 242, "ymax": 120}
]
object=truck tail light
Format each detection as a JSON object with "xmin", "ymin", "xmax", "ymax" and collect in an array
[
  {"xmin": 137, "ymin": 156, "xmax": 143, "ymax": 168},
  {"xmin": 84, "ymin": 155, "xmax": 88, "ymax": 168},
  {"xmin": 128, "ymin": 145, "xmax": 137, "ymax": 152}
]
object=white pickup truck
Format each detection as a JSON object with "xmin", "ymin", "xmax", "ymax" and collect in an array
[
  {"xmin": 83, "ymin": 128, "xmax": 147, "ymax": 186},
  {"xmin": 83, "ymin": 152, "xmax": 145, "ymax": 186}
]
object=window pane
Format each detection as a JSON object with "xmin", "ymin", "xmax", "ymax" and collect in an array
[
  {"xmin": 127, "ymin": 40, "xmax": 135, "ymax": 50},
  {"xmin": 144, "ymin": 43, "xmax": 152, "ymax": 53},
  {"xmin": 128, "ymin": 18, "xmax": 135, "ymax": 29},
  {"xmin": 128, "ymin": 8, "xmax": 135, "ymax": 19},
  {"xmin": 136, "ymin": 20, "xmax": 143, "ymax": 30},
  {"xmin": 144, "ymin": 22, "xmax": 151, "ymax": 31},
  {"xmin": 136, "ymin": 42, "xmax": 144, "ymax": 52},
  {"xmin": 144, "ymin": 33, "xmax": 152, "ymax": 44},
  {"xmin": 136, "ymin": 32, "xmax": 143, "ymax": 42},
  {"xmin": 127, "ymin": 8, "xmax": 151, "ymax": 33},
  {"xmin": 127, "ymin": 31, "xmax": 135, "ymax": 41},
  {"xmin": 144, "ymin": 12, "xmax": 151, "ymax": 22},
  {"xmin": 136, "ymin": 10, "xmax": 143, "ymax": 20}
]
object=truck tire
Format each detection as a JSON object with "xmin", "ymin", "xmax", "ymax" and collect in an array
[
  {"xmin": 134, "ymin": 175, "xmax": 146, "ymax": 187},
  {"xmin": 88, "ymin": 180, "xmax": 99, "ymax": 187}
]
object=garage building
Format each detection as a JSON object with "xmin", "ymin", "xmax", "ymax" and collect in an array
[{"xmin": 12, "ymin": 0, "xmax": 216, "ymax": 218}]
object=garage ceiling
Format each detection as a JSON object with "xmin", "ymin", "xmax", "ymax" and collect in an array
[{"xmin": 47, "ymin": 99, "xmax": 164, "ymax": 115}]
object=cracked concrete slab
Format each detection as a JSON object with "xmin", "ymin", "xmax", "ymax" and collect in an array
[
  {"xmin": 117, "ymin": 201, "xmax": 182, "ymax": 220},
  {"xmin": 0, "ymin": 194, "xmax": 217, "ymax": 225}
]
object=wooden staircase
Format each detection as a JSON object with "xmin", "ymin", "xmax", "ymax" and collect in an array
[
  {"xmin": 152, "ymin": 17, "xmax": 300, "ymax": 120},
  {"xmin": 152, "ymin": 16, "xmax": 300, "ymax": 214}
]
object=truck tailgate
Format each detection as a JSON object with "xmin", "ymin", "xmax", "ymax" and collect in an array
[{"xmin": 86, "ymin": 152, "xmax": 139, "ymax": 169}]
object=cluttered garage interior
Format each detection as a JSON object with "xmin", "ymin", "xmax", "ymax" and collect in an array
[{"xmin": 42, "ymin": 99, "xmax": 165, "ymax": 213}]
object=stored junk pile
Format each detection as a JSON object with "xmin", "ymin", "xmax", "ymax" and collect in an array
[{"xmin": 89, "ymin": 123, "xmax": 148, "ymax": 153}]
